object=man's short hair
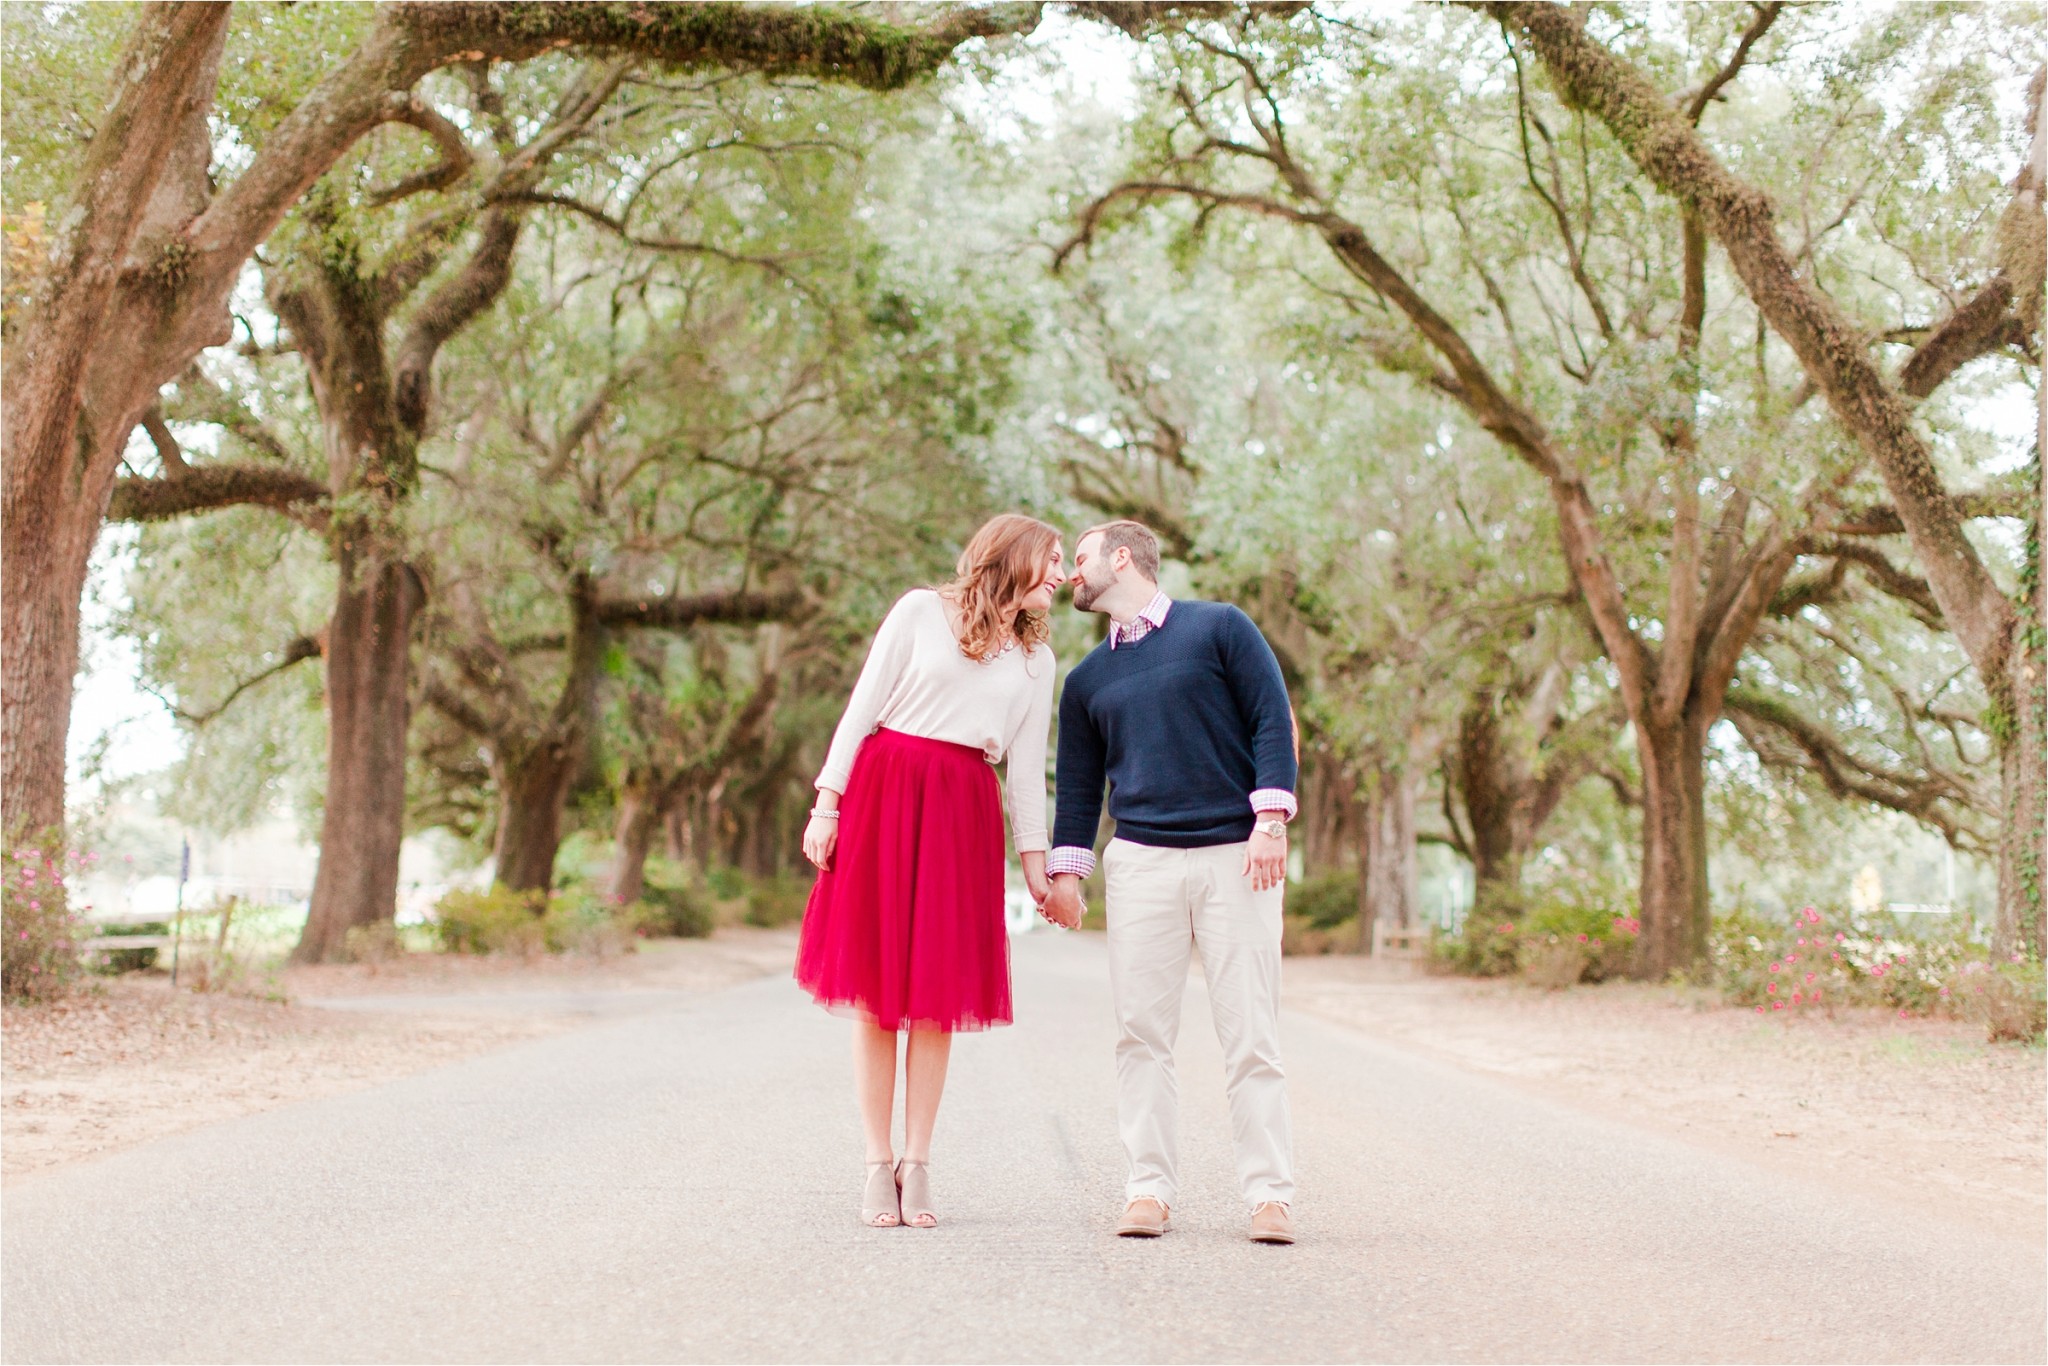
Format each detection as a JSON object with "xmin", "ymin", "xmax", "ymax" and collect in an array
[{"xmin": 1080, "ymin": 519, "xmax": 1162, "ymax": 580}]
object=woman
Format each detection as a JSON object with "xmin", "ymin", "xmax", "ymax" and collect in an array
[{"xmin": 796, "ymin": 513, "xmax": 1063, "ymax": 1230}]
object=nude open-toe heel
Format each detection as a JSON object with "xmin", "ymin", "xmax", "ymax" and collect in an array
[
  {"xmin": 896, "ymin": 1159, "xmax": 936, "ymax": 1229},
  {"xmin": 862, "ymin": 1161, "xmax": 901, "ymax": 1228}
]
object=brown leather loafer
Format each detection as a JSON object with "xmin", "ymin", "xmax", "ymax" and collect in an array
[
  {"xmin": 1250, "ymin": 1201, "xmax": 1295, "ymax": 1244},
  {"xmin": 1116, "ymin": 1197, "xmax": 1170, "ymax": 1237}
]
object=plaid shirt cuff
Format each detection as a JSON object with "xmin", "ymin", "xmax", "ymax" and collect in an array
[
  {"xmin": 1250, "ymin": 789, "xmax": 1298, "ymax": 821},
  {"xmin": 1046, "ymin": 847, "xmax": 1097, "ymax": 879}
]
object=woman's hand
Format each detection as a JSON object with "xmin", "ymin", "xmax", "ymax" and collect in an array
[
  {"xmin": 802, "ymin": 815, "xmax": 839, "ymax": 871},
  {"xmin": 1021, "ymin": 850, "xmax": 1050, "ymax": 907},
  {"xmin": 803, "ymin": 790, "xmax": 842, "ymax": 871}
]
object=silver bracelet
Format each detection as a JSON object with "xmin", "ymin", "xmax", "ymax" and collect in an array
[{"xmin": 809, "ymin": 808, "xmax": 840, "ymax": 820}]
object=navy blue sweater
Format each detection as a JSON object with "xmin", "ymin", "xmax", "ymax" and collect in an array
[{"xmin": 1053, "ymin": 600, "xmax": 1297, "ymax": 850}]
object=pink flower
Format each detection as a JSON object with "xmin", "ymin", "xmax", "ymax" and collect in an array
[
  {"xmin": 1767, "ymin": 982, "xmax": 1778, "ymax": 994},
  {"xmin": 1769, "ymin": 962, "xmax": 1781, "ymax": 974},
  {"xmin": 1831, "ymin": 952, "xmax": 1840, "ymax": 961},
  {"xmin": 1796, "ymin": 937, "xmax": 1807, "ymax": 947},
  {"xmin": 1773, "ymin": 1001, "xmax": 1785, "ymax": 1010},
  {"xmin": 1576, "ymin": 933, "xmax": 1588, "ymax": 943},
  {"xmin": 27, "ymin": 900, "xmax": 38, "ymax": 910},
  {"xmin": 1804, "ymin": 973, "xmax": 1816, "ymax": 984},
  {"xmin": 1870, "ymin": 965, "xmax": 1887, "ymax": 977},
  {"xmin": 1898, "ymin": 1009, "xmax": 1909, "ymax": 1019},
  {"xmin": 1835, "ymin": 931, "xmax": 1845, "ymax": 941},
  {"xmin": 1755, "ymin": 1006, "xmax": 1765, "ymax": 1014}
]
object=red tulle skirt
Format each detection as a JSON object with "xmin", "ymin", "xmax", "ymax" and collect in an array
[{"xmin": 795, "ymin": 728, "xmax": 1011, "ymax": 1032}]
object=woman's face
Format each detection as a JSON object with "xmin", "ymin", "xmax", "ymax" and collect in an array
[{"xmin": 1016, "ymin": 543, "xmax": 1066, "ymax": 614}]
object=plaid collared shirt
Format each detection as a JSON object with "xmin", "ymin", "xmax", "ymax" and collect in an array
[{"xmin": 1109, "ymin": 590, "xmax": 1173, "ymax": 649}]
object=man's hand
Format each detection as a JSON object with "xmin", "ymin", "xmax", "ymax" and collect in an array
[
  {"xmin": 1243, "ymin": 827, "xmax": 1287, "ymax": 892},
  {"xmin": 1041, "ymin": 873, "xmax": 1085, "ymax": 929}
]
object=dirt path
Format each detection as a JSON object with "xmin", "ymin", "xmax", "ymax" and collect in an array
[
  {"xmin": 1282, "ymin": 956, "xmax": 2046, "ymax": 1240},
  {"xmin": 1, "ymin": 929, "xmax": 797, "ymax": 1182}
]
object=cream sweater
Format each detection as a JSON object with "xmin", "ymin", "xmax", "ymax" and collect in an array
[{"xmin": 815, "ymin": 590, "xmax": 1056, "ymax": 852}]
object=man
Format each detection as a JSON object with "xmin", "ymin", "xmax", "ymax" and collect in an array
[{"xmin": 1040, "ymin": 520, "xmax": 1298, "ymax": 1246}]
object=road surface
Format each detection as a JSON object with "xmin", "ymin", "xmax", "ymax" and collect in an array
[{"xmin": 4, "ymin": 932, "xmax": 2041, "ymax": 1362}]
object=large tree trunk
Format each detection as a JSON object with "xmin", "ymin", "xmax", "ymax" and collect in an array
[
  {"xmin": 1360, "ymin": 764, "xmax": 1422, "ymax": 932},
  {"xmin": 1, "ymin": 503, "xmax": 94, "ymax": 839},
  {"xmin": 0, "ymin": 4, "xmax": 231, "ymax": 837},
  {"xmin": 294, "ymin": 552, "xmax": 422, "ymax": 962},
  {"xmin": 1999, "ymin": 639, "xmax": 2046, "ymax": 957},
  {"xmin": 608, "ymin": 775, "xmax": 664, "ymax": 905},
  {"xmin": 1456, "ymin": 696, "xmax": 1524, "ymax": 907},
  {"xmin": 1632, "ymin": 708, "xmax": 1711, "ymax": 981},
  {"xmin": 1295, "ymin": 745, "xmax": 1363, "ymax": 878},
  {"xmin": 492, "ymin": 741, "xmax": 578, "ymax": 893}
]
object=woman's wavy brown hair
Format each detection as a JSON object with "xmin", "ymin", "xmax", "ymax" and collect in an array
[{"xmin": 940, "ymin": 513, "xmax": 1060, "ymax": 662}]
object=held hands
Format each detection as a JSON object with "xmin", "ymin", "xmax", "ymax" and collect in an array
[
  {"xmin": 1040, "ymin": 873, "xmax": 1085, "ymax": 930},
  {"xmin": 1243, "ymin": 827, "xmax": 1287, "ymax": 892}
]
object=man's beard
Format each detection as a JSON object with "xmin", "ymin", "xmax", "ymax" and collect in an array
[{"xmin": 1071, "ymin": 568, "xmax": 1111, "ymax": 611}]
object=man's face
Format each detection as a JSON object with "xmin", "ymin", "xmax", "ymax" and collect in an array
[{"xmin": 1069, "ymin": 532, "xmax": 1120, "ymax": 612}]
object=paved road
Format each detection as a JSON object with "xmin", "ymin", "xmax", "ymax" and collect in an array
[{"xmin": 5, "ymin": 933, "xmax": 2042, "ymax": 1363}]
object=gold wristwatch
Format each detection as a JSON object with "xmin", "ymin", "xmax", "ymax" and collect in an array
[{"xmin": 1253, "ymin": 818, "xmax": 1288, "ymax": 839}]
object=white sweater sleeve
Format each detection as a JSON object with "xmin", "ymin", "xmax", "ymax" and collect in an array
[
  {"xmin": 1002, "ymin": 646, "xmax": 1057, "ymax": 853},
  {"xmin": 815, "ymin": 596, "xmax": 918, "ymax": 794}
]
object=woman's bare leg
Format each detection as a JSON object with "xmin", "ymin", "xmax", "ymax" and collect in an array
[
  {"xmin": 853, "ymin": 1021, "xmax": 899, "ymax": 1164},
  {"xmin": 901, "ymin": 1028, "xmax": 953, "ymax": 1163}
]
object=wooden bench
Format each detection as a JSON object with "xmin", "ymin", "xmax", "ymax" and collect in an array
[
  {"xmin": 1371, "ymin": 921, "xmax": 1430, "ymax": 959},
  {"xmin": 78, "ymin": 908, "xmax": 179, "ymax": 960}
]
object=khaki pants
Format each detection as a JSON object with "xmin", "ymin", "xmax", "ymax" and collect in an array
[{"xmin": 1103, "ymin": 837, "xmax": 1294, "ymax": 1210}]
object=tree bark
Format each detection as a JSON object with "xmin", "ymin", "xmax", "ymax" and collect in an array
[
  {"xmin": 1633, "ymin": 707, "xmax": 1711, "ymax": 980},
  {"xmin": 1360, "ymin": 763, "xmax": 1421, "ymax": 933},
  {"xmin": 0, "ymin": 4, "xmax": 230, "ymax": 837},
  {"xmin": 1456, "ymin": 697, "xmax": 1525, "ymax": 906},
  {"xmin": 491, "ymin": 740, "xmax": 580, "ymax": 893},
  {"xmin": 607, "ymin": 775, "xmax": 664, "ymax": 905},
  {"xmin": 293, "ymin": 552, "xmax": 422, "ymax": 962},
  {"xmin": 2000, "ymin": 622, "xmax": 2046, "ymax": 956}
]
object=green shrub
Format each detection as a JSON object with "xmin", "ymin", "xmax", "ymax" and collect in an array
[
  {"xmin": 1433, "ymin": 915, "xmax": 1523, "ymax": 977},
  {"xmin": 431, "ymin": 885, "xmax": 548, "ymax": 955},
  {"xmin": 637, "ymin": 866, "xmax": 716, "ymax": 939},
  {"xmin": 1288, "ymin": 872, "xmax": 1360, "ymax": 931},
  {"xmin": 743, "ymin": 873, "xmax": 811, "ymax": 928},
  {"xmin": 1949, "ymin": 958, "xmax": 2046, "ymax": 1043},
  {"xmin": 542, "ymin": 888, "xmax": 639, "ymax": 958},
  {"xmin": 3, "ymin": 836, "xmax": 86, "ymax": 1001},
  {"xmin": 1282, "ymin": 914, "xmax": 1358, "ymax": 956},
  {"xmin": 705, "ymin": 864, "xmax": 748, "ymax": 900}
]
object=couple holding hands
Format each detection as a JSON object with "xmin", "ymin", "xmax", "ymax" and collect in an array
[{"xmin": 795, "ymin": 515, "xmax": 1298, "ymax": 1246}]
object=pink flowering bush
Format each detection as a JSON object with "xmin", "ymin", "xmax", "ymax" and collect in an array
[
  {"xmin": 1712, "ymin": 903, "xmax": 1992, "ymax": 1020},
  {"xmin": 2, "ymin": 834, "xmax": 88, "ymax": 1002},
  {"xmin": 1520, "ymin": 900, "xmax": 1641, "ymax": 987},
  {"xmin": 1435, "ymin": 892, "xmax": 1640, "ymax": 983}
]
